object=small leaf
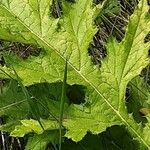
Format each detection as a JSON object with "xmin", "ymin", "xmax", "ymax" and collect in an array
[
  {"xmin": 140, "ymin": 108, "xmax": 150, "ymax": 116},
  {"xmin": 11, "ymin": 119, "xmax": 58, "ymax": 137},
  {"xmin": 25, "ymin": 130, "xmax": 59, "ymax": 150}
]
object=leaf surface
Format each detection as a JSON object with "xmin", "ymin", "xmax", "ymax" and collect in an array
[
  {"xmin": 0, "ymin": 80, "xmax": 29, "ymax": 120},
  {"xmin": 0, "ymin": 0, "xmax": 150, "ymax": 148},
  {"xmin": 10, "ymin": 119, "xmax": 58, "ymax": 137},
  {"xmin": 25, "ymin": 130, "xmax": 59, "ymax": 150}
]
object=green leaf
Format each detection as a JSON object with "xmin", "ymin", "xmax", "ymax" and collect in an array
[
  {"xmin": 127, "ymin": 76, "xmax": 150, "ymax": 147},
  {"xmin": 126, "ymin": 76, "xmax": 150, "ymax": 122},
  {"xmin": 0, "ymin": 79, "xmax": 29, "ymax": 121},
  {"xmin": 10, "ymin": 119, "xmax": 58, "ymax": 137},
  {"xmin": 0, "ymin": 0, "xmax": 150, "ymax": 148},
  {"xmin": 12, "ymin": 67, "xmax": 45, "ymax": 130},
  {"xmin": 25, "ymin": 130, "xmax": 59, "ymax": 150},
  {"xmin": 62, "ymin": 126, "xmax": 144, "ymax": 150},
  {"xmin": 143, "ymin": 115, "xmax": 150, "ymax": 145},
  {"xmin": 0, "ymin": 0, "xmax": 98, "ymax": 85}
]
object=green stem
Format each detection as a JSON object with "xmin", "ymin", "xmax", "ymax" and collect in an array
[{"xmin": 59, "ymin": 60, "xmax": 68, "ymax": 150}]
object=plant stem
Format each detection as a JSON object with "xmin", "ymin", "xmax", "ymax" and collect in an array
[{"xmin": 59, "ymin": 60, "xmax": 68, "ymax": 150}]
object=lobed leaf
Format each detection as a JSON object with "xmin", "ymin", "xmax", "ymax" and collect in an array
[{"xmin": 0, "ymin": 0, "xmax": 150, "ymax": 148}]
